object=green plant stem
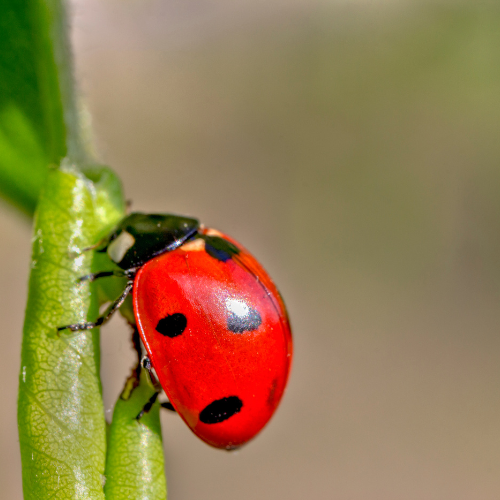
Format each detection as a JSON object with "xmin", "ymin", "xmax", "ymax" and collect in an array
[
  {"xmin": 39, "ymin": 0, "xmax": 90, "ymax": 164},
  {"xmin": 105, "ymin": 369, "xmax": 167, "ymax": 500},
  {"xmin": 18, "ymin": 165, "xmax": 122, "ymax": 500}
]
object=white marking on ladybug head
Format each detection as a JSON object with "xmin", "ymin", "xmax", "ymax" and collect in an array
[
  {"xmin": 180, "ymin": 238, "xmax": 205, "ymax": 252},
  {"xmin": 225, "ymin": 298, "xmax": 250, "ymax": 318},
  {"xmin": 107, "ymin": 231, "xmax": 135, "ymax": 263},
  {"xmin": 205, "ymin": 228, "xmax": 223, "ymax": 237}
]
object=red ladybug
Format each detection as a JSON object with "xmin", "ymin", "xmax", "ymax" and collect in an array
[{"xmin": 61, "ymin": 213, "xmax": 292, "ymax": 449}]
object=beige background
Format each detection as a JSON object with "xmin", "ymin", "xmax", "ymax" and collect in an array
[{"xmin": 3, "ymin": 1, "xmax": 500, "ymax": 498}]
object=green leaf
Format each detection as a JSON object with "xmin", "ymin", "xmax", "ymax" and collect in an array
[
  {"xmin": 0, "ymin": 104, "xmax": 51, "ymax": 215},
  {"xmin": 0, "ymin": 0, "xmax": 79, "ymax": 215},
  {"xmin": 104, "ymin": 369, "xmax": 167, "ymax": 500},
  {"xmin": 18, "ymin": 165, "xmax": 123, "ymax": 500}
]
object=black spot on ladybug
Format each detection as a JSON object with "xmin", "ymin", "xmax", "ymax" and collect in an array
[
  {"xmin": 202, "ymin": 236, "xmax": 240, "ymax": 262},
  {"xmin": 199, "ymin": 396, "xmax": 243, "ymax": 424},
  {"xmin": 156, "ymin": 313, "xmax": 187, "ymax": 337},
  {"xmin": 227, "ymin": 307, "xmax": 262, "ymax": 334}
]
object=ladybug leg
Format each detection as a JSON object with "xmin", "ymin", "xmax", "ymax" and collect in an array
[
  {"xmin": 136, "ymin": 391, "xmax": 159, "ymax": 420},
  {"xmin": 141, "ymin": 355, "xmax": 152, "ymax": 372},
  {"xmin": 160, "ymin": 402, "xmax": 176, "ymax": 412},
  {"xmin": 57, "ymin": 281, "xmax": 133, "ymax": 332},
  {"xmin": 141, "ymin": 355, "xmax": 161, "ymax": 388},
  {"xmin": 78, "ymin": 268, "xmax": 137, "ymax": 283},
  {"xmin": 139, "ymin": 356, "xmax": 176, "ymax": 413},
  {"xmin": 78, "ymin": 270, "xmax": 124, "ymax": 283},
  {"xmin": 82, "ymin": 239, "xmax": 107, "ymax": 252}
]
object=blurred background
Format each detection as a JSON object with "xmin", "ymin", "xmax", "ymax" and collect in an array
[{"xmin": 3, "ymin": 0, "xmax": 500, "ymax": 498}]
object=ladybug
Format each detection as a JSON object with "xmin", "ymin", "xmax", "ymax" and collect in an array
[{"xmin": 60, "ymin": 213, "xmax": 292, "ymax": 449}]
